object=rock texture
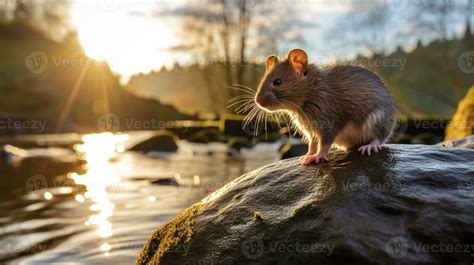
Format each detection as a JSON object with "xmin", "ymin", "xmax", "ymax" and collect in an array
[
  {"xmin": 138, "ymin": 143, "xmax": 474, "ymax": 265},
  {"xmin": 438, "ymin": 135, "xmax": 474, "ymax": 148},
  {"xmin": 446, "ymin": 86, "xmax": 474, "ymax": 140}
]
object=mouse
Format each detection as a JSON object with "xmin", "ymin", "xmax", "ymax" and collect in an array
[{"xmin": 255, "ymin": 48, "xmax": 395, "ymax": 165}]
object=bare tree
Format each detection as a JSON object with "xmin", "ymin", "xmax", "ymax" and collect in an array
[
  {"xmin": 470, "ymin": 0, "xmax": 474, "ymax": 33},
  {"xmin": 330, "ymin": 0, "xmax": 391, "ymax": 55},
  {"xmin": 163, "ymin": 0, "xmax": 310, "ymax": 109},
  {"xmin": 411, "ymin": 0, "xmax": 470, "ymax": 98},
  {"xmin": 0, "ymin": 0, "xmax": 12, "ymax": 23},
  {"xmin": 236, "ymin": 0, "xmax": 250, "ymax": 88},
  {"xmin": 1, "ymin": 0, "xmax": 69, "ymax": 39},
  {"xmin": 42, "ymin": 0, "xmax": 70, "ymax": 39},
  {"xmin": 411, "ymin": 0, "xmax": 467, "ymax": 41}
]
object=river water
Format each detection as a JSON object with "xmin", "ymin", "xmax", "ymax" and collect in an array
[{"xmin": 0, "ymin": 131, "xmax": 280, "ymax": 264}]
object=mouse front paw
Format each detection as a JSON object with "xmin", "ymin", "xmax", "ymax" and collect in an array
[
  {"xmin": 358, "ymin": 139, "xmax": 382, "ymax": 156},
  {"xmin": 299, "ymin": 153, "xmax": 328, "ymax": 165}
]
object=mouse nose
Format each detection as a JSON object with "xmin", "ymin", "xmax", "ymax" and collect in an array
[{"xmin": 256, "ymin": 96, "xmax": 265, "ymax": 106}]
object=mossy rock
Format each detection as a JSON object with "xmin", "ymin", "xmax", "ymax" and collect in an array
[
  {"xmin": 138, "ymin": 139, "xmax": 474, "ymax": 264},
  {"xmin": 187, "ymin": 128, "xmax": 223, "ymax": 143},
  {"xmin": 446, "ymin": 85, "xmax": 474, "ymax": 140},
  {"xmin": 227, "ymin": 137, "xmax": 252, "ymax": 151},
  {"xmin": 130, "ymin": 130, "xmax": 179, "ymax": 152}
]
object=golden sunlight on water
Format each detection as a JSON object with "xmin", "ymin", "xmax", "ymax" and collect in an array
[{"xmin": 71, "ymin": 133, "xmax": 129, "ymax": 253}]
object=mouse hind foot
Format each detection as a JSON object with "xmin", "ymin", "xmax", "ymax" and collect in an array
[{"xmin": 358, "ymin": 139, "xmax": 382, "ymax": 156}]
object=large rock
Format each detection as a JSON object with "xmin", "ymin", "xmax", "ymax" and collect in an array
[
  {"xmin": 130, "ymin": 131, "xmax": 179, "ymax": 152},
  {"xmin": 446, "ymin": 86, "xmax": 474, "ymax": 140},
  {"xmin": 187, "ymin": 128, "xmax": 224, "ymax": 143},
  {"xmin": 438, "ymin": 135, "xmax": 474, "ymax": 148},
  {"xmin": 137, "ymin": 143, "xmax": 474, "ymax": 265},
  {"xmin": 227, "ymin": 137, "xmax": 253, "ymax": 151}
]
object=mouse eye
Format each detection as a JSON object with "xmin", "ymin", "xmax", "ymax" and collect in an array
[{"xmin": 273, "ymin": 79, "xmax": 282, "ymax": 86}]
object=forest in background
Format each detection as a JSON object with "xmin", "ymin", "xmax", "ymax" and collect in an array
[
  {"xmin": 126, "ymin": 25, "xmax": 474, "ymax": 117},
  {"xmin": 0, "ymin": 21, "xmax": 192, "ymax": 134},
  {"xmin": 125, "ymin": 0, "xmax": 474, "ymax": 117},
  {"xmin": 0, "ymin": 0, "xmax": 473, "ymax": 134}
]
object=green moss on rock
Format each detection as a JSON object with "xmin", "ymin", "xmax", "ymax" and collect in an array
[
  {"xmin": 136, "ymin": 203, "xmax": 201, "ymax": 265},
  {"xmin": 446, "ymin": 85, "xmax": 474, "ymax": 140},
  {"xmin": 253, "ymin": 211, "xmax": 263, "ymax": 221},
  {"xmin": 138, "ymin": 141, "xmax": 474, "ymax": 264}
]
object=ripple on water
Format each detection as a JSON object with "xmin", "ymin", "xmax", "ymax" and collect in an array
[{"xmin": 0, "ymin": 133, "xmax": 280, "ymax": 264}]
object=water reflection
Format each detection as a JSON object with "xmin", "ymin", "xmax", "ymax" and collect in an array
[
  {"xmin": 71, "ymin": 132, "xmax": 129, "ymax": 253},
  {"xmin": 0, "ymin": 131, "xmax": 280, "ymax": 263}
]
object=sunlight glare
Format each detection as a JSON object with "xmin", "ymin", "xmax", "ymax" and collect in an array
[
  {"xmin": 70, "ymin": 1, "xmax": 180, "ymax": 80},
  {"xmin": 72, "ymin": 132, "xmax": 128, "ymax": 239}
]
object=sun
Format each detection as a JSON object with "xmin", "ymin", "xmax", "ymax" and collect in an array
[{"xmin": 70, "ymin": 1, "xmax": 179, "ymax": 81}]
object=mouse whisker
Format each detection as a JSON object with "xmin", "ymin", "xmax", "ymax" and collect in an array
[
  {"xmin": 226, "ymin": 98, "xmax": 254, "ymax": 109},
  {"xmin": 256, "ymin": 111, "xmax": 265, "ymax": 136},
  {"xmin": 270, "ymin": 99, "xmax": 293, "ymax": 139},
  {"xmin": 236, "ymin": 102, "xmax": 255, "ymax": 114},
  {"xmin": 243, "ymin": 106, "xmax": 259, "ymax": 128},
  {"xmin": 231, "ymin": 101, "xmax": 254, "ymax": 114},
  {"xmin": 280, "ymin": 112, "xmax": 293, "ymax": 140},
  {"xmin": 242, "ymin": 105, "xmax": 256, "ymax": 120},
  {"xmin": 247, "ymin": 107, "xmax": 260, "ymax": 124},
  {"xmin": 243, "ymin": 115, "xmax": 258, "ymax": 134},
  {"xmin": 283, "ymin": 100, "xmax": 313, "ymax": 133},
  {"xmin": 231, "ymin": 84, "xmax": 256, "ymax": 93},
  {"xmin": 229, "ymin": 86, "xmax": 256, "ymax": 95},
  {"xmin": 288, "ymin": 112, "xmax": 301, "ymax": 138},
  {"xmin": 226, "ymin": 95, "xmax": 254, "ymax": 103},
  {"xmin": 272, "ymin": 112, "xmax": 282, "ymax": 130},
  {"xmin": 246, "ymin": 108, "xmax": 262, "ymax": 133},
  {"xmin": 254, "ymin": 111, "xmax": 261, "ymax": 136},
  {"xmin": 235, "ymin": 103, "xmax": 252, "ymax": 114},
  {"xmin": 226, "ymin": 99, "xmax": 253, "ymax": 107},
  {"xmin": 264, "ymin": 112, "xmax": 268, "ymax": 138},
  {"xmin": 272, "ymin": 111, "xmax": 285, "ymax": 131},
  {"xmin": 278, "ymin": 101, "xmax": 304, "ymax": 138}
]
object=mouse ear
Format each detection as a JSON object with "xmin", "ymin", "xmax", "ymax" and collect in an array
[
  {"xmin": 288, "ymin": 49, "xmax": 308, "ymax": 76},
  {"xmin": 265, "ymin": 55, "xmax": 278, "ymax": 72}
]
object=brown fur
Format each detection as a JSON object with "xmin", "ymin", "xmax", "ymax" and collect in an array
[{"xmin": 256, "ymin": 52, "xmax": 395, "ymax": 150}]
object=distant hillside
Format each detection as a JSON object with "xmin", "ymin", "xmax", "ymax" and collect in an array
[
  {"xmin": 126, "ymin": 63, "xmax": 264, "ymax": 115},
  {"xmin": 0, "ymin": 21, "xmax": 193, "ymax": 134},
  {"xmin": 356, "ymin": 24, "xmax": 474, "ymax": 118},
  {"xmin": 126, "ymin": 24, "xmax": 474, "ymax": 118}
]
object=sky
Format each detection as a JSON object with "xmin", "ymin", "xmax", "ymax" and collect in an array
[
  {"xmin": 69, "ymin": 0, "xmax": 354, "ymax": 82},
  {"xmin": 69, "ymin": 0, "xmax": 471, "ymax": 83},
  {"xmin": 70, "ymin": 0, "xmax": 184, "ymax": 82}
]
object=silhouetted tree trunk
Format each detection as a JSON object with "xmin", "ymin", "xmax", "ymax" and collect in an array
[
  {"xmin": 219, "ymin": 0, "xmax": 234, "ymax": 94},
  {"xmin": 236, "ymin": 0, "xmax": 251, "ymax": 94},
  {"xmin": 173, "ymin": 0, "xmax": 309, "ymax": 113}
]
